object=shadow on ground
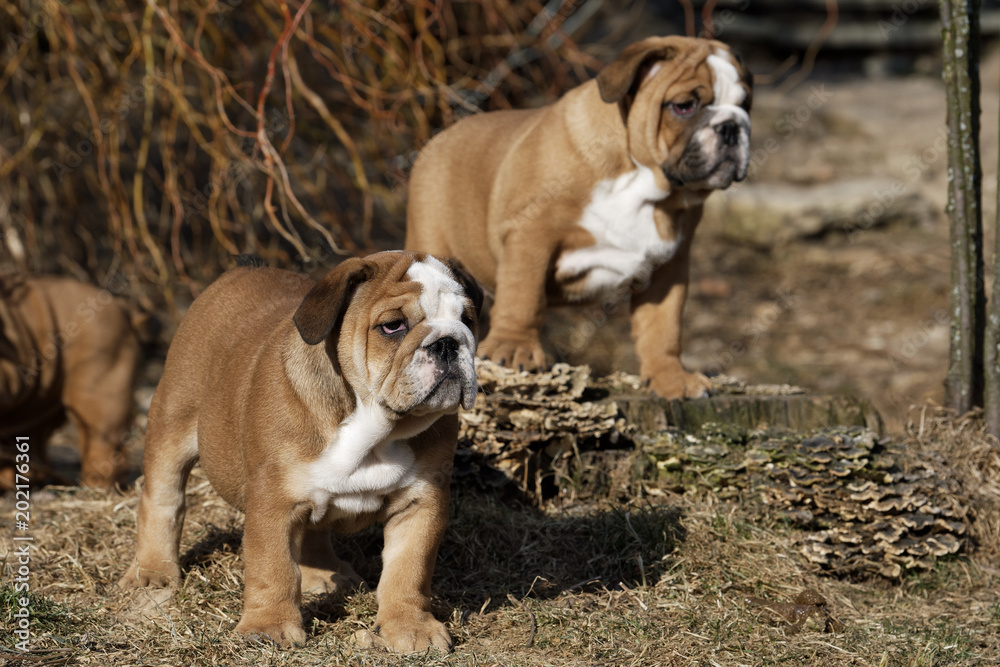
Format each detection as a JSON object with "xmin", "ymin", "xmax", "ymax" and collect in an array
[{"xmin": 174, "ymin": 487, "xmax": 687, "ymax": 623}]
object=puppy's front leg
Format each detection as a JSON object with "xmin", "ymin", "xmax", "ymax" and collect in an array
[
  {"xmin": 374, "ymin": 481, "xmax": 452, "ymax": 653},
  {"xmin": 630, "ymin": 215, "xmax": 712, "ymax": 399},
  {"xmin": 478, "ymin": 231, "xmax": 555, "ymax": 371},
  {"xmin": 119, "ymin": 427, "xmax": 197, "ymax": 589},
  {"xmin": 235, "ymin": 493, "xmax": 307, "ymax": 648}
]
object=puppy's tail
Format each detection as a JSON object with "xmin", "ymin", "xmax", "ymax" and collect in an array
[{"xmin": 234, "ymin": 254, "xmax": 269, "ymax": 269}]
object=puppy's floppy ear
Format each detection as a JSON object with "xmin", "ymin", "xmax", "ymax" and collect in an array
[
  {"xmin": 446, "ymin": 258, "xmax": 484, "ymax": 319},
  {"xmin": 596, "ymin": 40, "xmax": 677, "ymax": 104},
  {"xmin": 293, "ymin": 257, "xmax": 376, "ymax": 346}
]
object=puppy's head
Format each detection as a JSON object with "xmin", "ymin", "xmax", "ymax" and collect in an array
[
  {"xmin": 596, "ymin": 35, "xmax": 752, "ymax": 191},
  {"xmin": 294, "ymin": 251, "xmax": 482, "ymax": 417}
]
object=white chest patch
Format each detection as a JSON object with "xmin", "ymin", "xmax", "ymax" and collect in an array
[
  {"xmin": 302, "ymin": 398, "xmax": 418, "ymax": 520},
  {"xmin": 555, "ymin": 163, "xmax": 677, "ymax": 299}
]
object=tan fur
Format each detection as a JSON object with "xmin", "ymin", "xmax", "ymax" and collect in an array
[
  {"xmin": 118, "ymin": 251, "xmax": 480, "ymax": 653},
  {"xmin": 0, "ymin": 274, "xmax": 140, "ymax": 489},
  {"xmin": 406, "ymin": 36, "xmax": 752, "ymax": 398}
]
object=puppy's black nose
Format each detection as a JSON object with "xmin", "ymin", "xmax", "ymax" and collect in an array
[
  {"xmin": 428, "ymin": 336, "xmax": 459, "ymax": 363},
  {"xmin": 716, "ymin": 120, "xmax": 740, "ymax": 147}
]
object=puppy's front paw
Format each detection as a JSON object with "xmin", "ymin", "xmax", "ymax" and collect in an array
[
  {"xmin": 367, "ymin": 610, "xmax": 453, "ymax": 653},
  {"xmin": 479, "ymin": 329, "xmax": 546, "ymax": 372},
  {"xmin": 116, "ymin": 562, "xmax": 179, "ymax": 589},
  {"xmin": 236, "ymin": 610, "xmax": 307, "ymax": 648},
  {"xmin": 646, "ymin": 366, "xmax": 713, "ymax": 399}
]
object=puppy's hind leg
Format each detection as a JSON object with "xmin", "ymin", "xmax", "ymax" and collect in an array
[
  {"xmin": 64, "ymin": 329, "xmax": 139, "ymax": 490},
  {"xmin": 69, "ymin": 410, "xmax": 129, "ymax": 491},
  {"xmin": 299, "ymin": 530, "xmax": 367, "ymax": 596},
  {"xmin": 118, "ymin": 424, "xmax": 198, "ymax": 589}
]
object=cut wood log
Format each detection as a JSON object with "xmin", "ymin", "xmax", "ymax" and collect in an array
[
  {"xmin": 617, "ymin": 393, "xmax": 884, "ymax": 435},
  {"xmin": 458, "ymin": 361, "xmax": 970, "ymax": 579}
]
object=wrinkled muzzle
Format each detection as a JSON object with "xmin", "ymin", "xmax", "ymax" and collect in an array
[
  {"xmin": 402, "ymin": 325, "xmax": 478, "ymax": 414},
  {"xmin": 669, "ymin": 107, "xmax": 750, "ymax": 190}
]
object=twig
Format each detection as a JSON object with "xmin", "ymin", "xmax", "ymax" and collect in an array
[{"xmin": 506, "ymin": 593, "xmax": 537, "ymax": 649}]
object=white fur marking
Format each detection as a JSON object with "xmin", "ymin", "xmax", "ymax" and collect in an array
[
  {"xmin": 705, "ymin": 50, "xmax": 751, "ymax": 137},
  {"xmin": 405, "ymin": 257, "xmax": 472, "ymax": 346},
  {"xmin": 696, "ymin": 50, "xmax": 751, "ymax": 181},
  {"xmin": 556, "ymin": 163, "xmax": 677, "ymax": 299},
  {"xmin": 405, "ymin": 257, "xmax": 478, "ymax": 404},
  {"xmin": 707, "ymin": 50, "xmax": 746, "ymax": 108},
  {"xmin": 303, "ymin": 397, "xmax": 417, "ymax": 520}
]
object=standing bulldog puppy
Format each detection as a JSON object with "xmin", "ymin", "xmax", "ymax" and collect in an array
[
  {"xmin": 406, "ymin": 35, "xmax": 752, "ymax": 398},
  {"xmin": 119, "ymin": 251, "xmax": 481, "ymax": 653},
  {"xmin": 0, "ymin": 274, "xmax": 140, "ymax": 489}
]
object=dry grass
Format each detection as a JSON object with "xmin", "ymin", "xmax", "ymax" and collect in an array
[{"xmin": 2, "ymin": 407, "xmax": 1000, "ymax": 666}]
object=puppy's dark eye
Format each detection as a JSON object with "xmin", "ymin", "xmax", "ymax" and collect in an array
[
  {"xmin": 379, "ymin": 320, "xmax": 408, "ymax": 336},
  {"xmin": 668, "ymin": 100, "xmax": 698, "ymax": 117}
]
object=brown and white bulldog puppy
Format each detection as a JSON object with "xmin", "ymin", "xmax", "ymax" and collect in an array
[
  {"xmin": 406, "ymin": 35, "xmax": 752, "ymax": 398},
  {"xmin": 0, "ymin": 274, "xmax": 140, "ymax": 490},
  {"xmin": 118, "ymin": 251, "xmax": 482, "ymax": 653}
]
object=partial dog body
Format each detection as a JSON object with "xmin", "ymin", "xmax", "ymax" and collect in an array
[
  {"xmin": 0, "ymin": 274, "xmax": 140, "ymax": 489},
  {"xmin": 119, "ymin": 251, "xmax": 481, "ymax": 653},
  {"xmin": 406, "ymin": 35, "xmax": 752, "ymax": 398}
]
